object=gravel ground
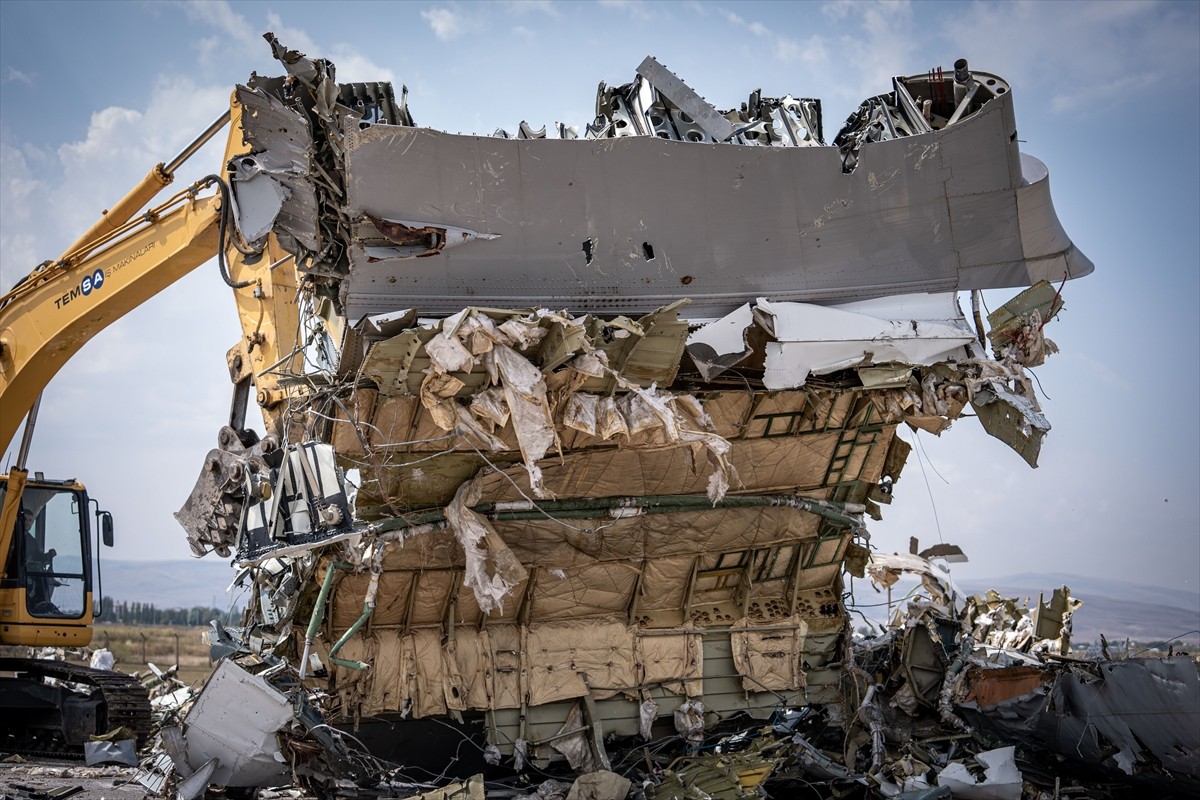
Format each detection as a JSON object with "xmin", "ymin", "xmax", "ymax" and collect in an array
[
  {"xmin": 0, "ymin": 758, "xmax": 319, "ymax": 800},
  {"xmin": 0, "ymin": 760, "xmax": 146, "ymax": 800}
]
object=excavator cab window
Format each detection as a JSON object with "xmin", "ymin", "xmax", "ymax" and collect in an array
[{"xmin": 18, "ymin": 486, "xmax": 88, "ymax": 619}]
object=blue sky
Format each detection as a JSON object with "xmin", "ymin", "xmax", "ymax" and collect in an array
[{"xmin": 1, "ymin": 1, "xmax": 1197, "ymax": 594}]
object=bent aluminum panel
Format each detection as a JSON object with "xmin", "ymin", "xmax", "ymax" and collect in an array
[
  {"xmin": 340, "ymin": 93, "xmax": 1091, "ymax": 321},
  {"xmin": 182, "ymin": 660, "xmax": 293, "ymax": 787}
]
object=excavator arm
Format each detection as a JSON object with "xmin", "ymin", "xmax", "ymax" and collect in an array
[
  {"xmin": 0, "ymin": 92, "xmax": 308, "ymax": 575},
  {"xmin": 0, "ymin": 71, "xmax": 336, "ymax": 757},
  {"xmin": 0, "ymin": 185, "xmax": 224, "ymax": 571},
  {"xmin": 0, "ymin": 188, "xmax": 221, "ymax": 450}
]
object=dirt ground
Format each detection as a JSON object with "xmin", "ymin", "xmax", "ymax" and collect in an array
[
  {"xmin": 0, "ymin": 759, "xmax": 313, "ymax": 800},
  {"xmin": 92, "ymin": 625, "xmax": 214, "ymax": 687},
  {"xmin": 0, "ymin": 760, "xmax": 147, "ymax": 800}
]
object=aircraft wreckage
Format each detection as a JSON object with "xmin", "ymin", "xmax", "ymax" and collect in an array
[{"xmin": 117, "ymin": 36, "xmax": 1195, "ymax": 799}]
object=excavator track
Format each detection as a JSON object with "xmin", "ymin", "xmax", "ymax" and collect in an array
[{"xmin": 0, "ymin": 658, "xmax": 152, "ymax": 759}]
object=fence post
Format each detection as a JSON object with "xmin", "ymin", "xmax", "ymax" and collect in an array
[
  {"xmin": 140, "ymin": 632, "xmax": 146, "ymax": 665},
  {"xmin": 174, "ymin": 634, "xmax": 180, "ymax": 669}
]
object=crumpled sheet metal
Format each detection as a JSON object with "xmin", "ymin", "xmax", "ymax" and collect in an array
[
  {"xmin": 754, "ymin": 294, "xmax": 978, "ymax": 390},
  {"xmin": 936, "ymin": 746, "xmax": 1022, "ymax": 800},
  {"xmin": 680, "ymin": 288, "xmax": 1056, "ymax": 467},
  {"xmin": 233, "ymin": 84, "xmax": 321, "ymax": 253},
  {"xmin": 845, "ymin": 558, "xmax": 1200, "ymax": 796},
  {"xmin": 867, "ymin": 551, "xmax": 965, "ymax": 616},
  {"xmin": 649, "ymin": 731, "xmax": 783, "ymax": 799},
  {"xmin": 180, "ymin": 659, "xmax": 293, "ymax": 787},
  {"xmin": 868, "ymin": 552, "xmax": 1080, "ymax": 656},
  {"xmin": 336, "ymin": 90, "xmax": 1091, "ymax": 321},
  {"xmin": 685, "ymin": 291, "xmax": 980, "ymax": 387},
  {"xmin": 986, "ymin": 280, "xmax": 1064, "ymax": 360},
  {"xmin": 971, "ymin": 382, "xmax": 1050, "ymax": 468},
  {"xmin": 959, "ymin": 656, "xmax": 1200, "ymax": 792},
  {"xmin": 174, "ymin": 445, "xmax": 263, "ymax": 558}
]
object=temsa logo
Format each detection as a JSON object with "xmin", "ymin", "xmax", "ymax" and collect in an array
[{"xmin": 54, "ymin": 269, "xmax": 105, "ymax": 310}]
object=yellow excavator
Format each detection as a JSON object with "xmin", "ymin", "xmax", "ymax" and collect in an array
[{"xmin": 0, "ymin": 93, "xmax": 303, "ymax": 754}]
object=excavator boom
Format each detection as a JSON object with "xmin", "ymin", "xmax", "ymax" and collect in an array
[
  {"xmin": 0, "ymin": 109, "xmax": 252, "ymax": 758},
  {"xmin": 0, "ymin": 190, "xmax": 220, "ymax": 451}
]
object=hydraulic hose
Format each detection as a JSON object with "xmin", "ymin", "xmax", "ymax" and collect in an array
[{"xmin": 200, "ymin": 174, "xmax": 255, "ymax": 289}]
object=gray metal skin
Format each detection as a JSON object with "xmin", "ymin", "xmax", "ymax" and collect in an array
[
  {"xmin": 959, "ymin": 657, "xmax": 1200, "ymax": 792},
  {"xmin": 335, "ymin": 85, "xmax": 1092, "ymax": 322}
]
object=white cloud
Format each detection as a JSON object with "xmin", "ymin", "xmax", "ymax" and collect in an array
[
  {"xmin": 597, "ymin": 0, "xmax": 656, "ymax": 22},
  {"xmin": 718, "ymin": 6, "xmax": 829, "ymax": 68},
  {"xmin": 4, "ymin": 67, "xmax": 34, "ymax": 86},
  {"xmin": 177, "ymin": 0, "xmax": 259, "ymax": 48},
  {"xmin": 820, "ymin": 0, "xmax": 854, "ymax": 22},
  {"xmin": 717, "ymin": 8, "xmax": 748, "ymax": 28},
  {"xmin": 324, "ymin": 48, "xmax": 397, "ymax": 84},
  {"xmin": 0, "ymin": 143, "xmax": 44, "ymax": 278},
  {"xmin": 826, "ymin": 1, "xmax": 918, "ymax": 98},
  {"xmin": 1049, "ymin": 73, "xmax": 1148, "ymax": 115},
  {"xmin": 262, "ymin": 13, "xmax": 396, "ymax": 82},
  {"xmin": 1, "ymin": 74, "xmax": 232, "ymax": 291},
  {"xmin": 502, "ymin": 0, "xmax": 560, "ymax": 18},
  {"xmin": 172, "ymin": 3, "xmax": 401, "ymax": 84},
  {"xmin": 512, "ymin": 25, "xmax": 536, "ymax": 39},
  {"xmin": 940, "ymin": 0, "xmax": 1199, "ymax": 116},
  {"xmin": 422, "ymin": 7, "xmax": 469, "ymax": 41},
  {"xmin": 263, "ymin": 11, "xmax": 320, "ymax": 54}
]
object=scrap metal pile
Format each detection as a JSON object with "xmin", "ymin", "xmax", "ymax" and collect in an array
[{"xmin": 157, "ymin": 36, "xmax": 1200, "ymax": 799}]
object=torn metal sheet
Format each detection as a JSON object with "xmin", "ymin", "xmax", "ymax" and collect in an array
[
  {"xmin": 868, "ymin": 551, "xmax": 965, "ymax": 614},
  {"xmin": 229, "ymin": 155, "xmax": 290, "ymax": 246},
  {"xmin": 985, "ymin": 278, "xmax": 1064, "ymax": 369},
  {"xmin": 81, "ymin": 739, "xmax": 137, "ymax": 767},
  {"xmin": 960, "ymin": 657, "xmax": 1200, "ymax": 792},
  {"xmin": 335, "ymin": 114, "xmax": 1091, "ymax": 319},
  {"xmin": 231, "ymin": 86, "xmax": 320, "ymax": 254},
  {"xmin": 362, "ymin": 216, "xmax": 499, "ymax": 259},
  {"xmin": 756, "ymin": 294, "xmax": 977, "ymax": 389},
  {"xmin": 223, "ymin": 52, "xmax": 1097, "ymax": 320},
  {"xmin": 180, "ymin": 659, "xmax": 293, "ymax": 787},
  {"xmin": 176, "ymin": 758, "xmax": 218, "ymax": 800},
  {"xmin": 971, "ymin": 382, "xmax": 1050, "ymax": 468},
  {"xmin": 634, "ymin": 56, "xmax": 735, "ymax": 142},
  {"xmin": 685, "ymin": 303, "xmax": 755, "ymax": 381},
  {"xmin": 936, "ymin": 746, "xmax": 1022, "ymax": 800},
  {"xmin": 986, "ymin": 280, "xmax": 1064, "ymax": 350}
]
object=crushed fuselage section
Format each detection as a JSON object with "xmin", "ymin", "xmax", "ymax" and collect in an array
[{"xmin": 158, "ymin": 35, "xmax": 1137, "ymax": 798}]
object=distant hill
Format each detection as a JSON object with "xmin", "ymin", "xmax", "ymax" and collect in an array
[
  {"xmin": 98, "ymin": 562, "xmax": 1200, "ymax": 645},
  {"xmin": 962, "ymin": 573, "xmax": 1200, "ymax": 645},
  {"xmin": 98, "ymin": 558, "xmax": 244, "ymax": 610}
]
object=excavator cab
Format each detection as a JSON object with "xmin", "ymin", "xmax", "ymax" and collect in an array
[
  {"xmin": 0, "ymin": 475, "xmax": 111, "ymax": 647},
  {"xmin": 0, "ymin": 476, "xmax": 149, "ymax": 754}
]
